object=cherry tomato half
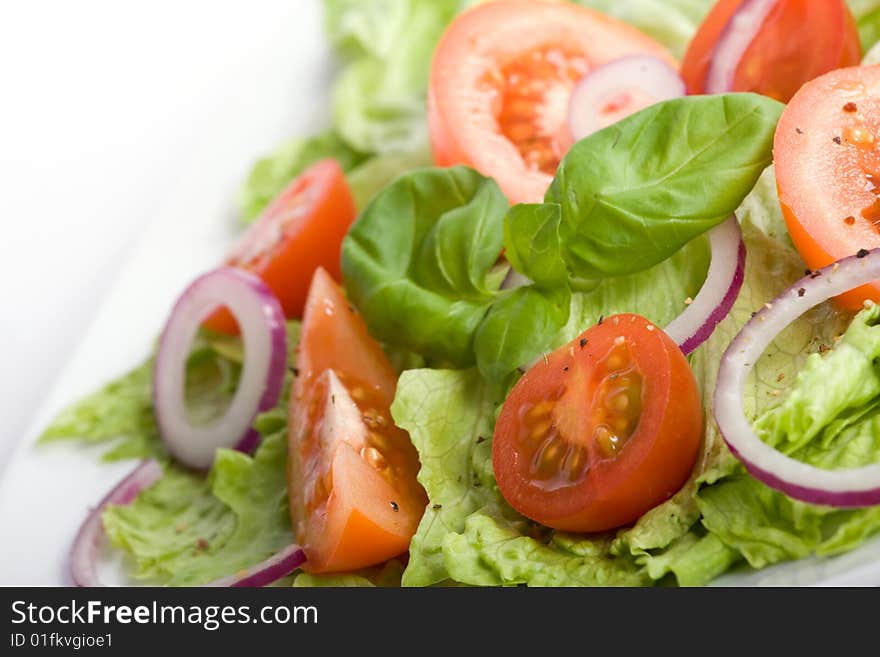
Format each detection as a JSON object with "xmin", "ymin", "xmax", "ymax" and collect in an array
[
  {"xmin": 775, "ymin": 65, "xmax": 880, "ymax": 309},
  {"xmin": 682, "ymin": 0, "xmax": 860, "ymax": 102},
  {"xmin": 428, "ymin": 0, "xmax": 675, "ymax": 204},
  {"xmin": 288, "ymin": 268, "xmax": 427, "ymax": 573},
  {"xmin": 204, "ymin": 159, "xmax": 357, "ymax": 334},
  {"xmin": 492, "ymin": 314, "xmax": 703, "ymax": 533}
]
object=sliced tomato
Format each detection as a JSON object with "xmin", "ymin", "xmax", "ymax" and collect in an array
[
  {"xmin": 775, "ymin": 66, "xmax": 880, "ymax": 309},
  {"xmin": 682, "ymin": 0, "xmax": 860, "ymax": 102},
  {"xmin": 428, "ymin": 0, "xmax": 675, "ymax": 204},
  {"xmin": 492, "ymin": 314, "xmax": 702, "ymax": 533},
  {"xmin": 288, "ymin": 267, "xmax": 426, "ymax": 573},
  {"xmin": 203, "ymin": 159, "xmax": 357, "ymax": 334}
]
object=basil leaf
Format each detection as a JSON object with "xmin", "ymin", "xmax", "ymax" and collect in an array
[
  {"xmin": 546, "ymin": 93, "xmax": 784, "ymax": 277},
  {"xmin": 474, "ymin": 285, "xmax": 571, "ymax": 381},
  {"xmin": 503, "ymin": 203, "xmax": 567, "ymax": 287},
  {"xmin": 341, "ymin": 166, "xmax": 508, "ymax": 366}
]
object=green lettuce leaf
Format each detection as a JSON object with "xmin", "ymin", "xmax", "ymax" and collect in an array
[
  {"xmin": 324, "ymin": 0, "xmax": 470, "ymax": 154},
  {"xmin": 578, "ymin": 0, "xmax": 712, "ymax": 58},
  {"xmin": 341, "ymin": 166, "xmax": 508, "ymax": 367},
  {"xmin": 391, "ymin": 368, "xmax": 509, "ymax": 586},
  {"xmin": 546, "ymin": 94, "xmax": 784, "ymax": 278},
  {"xmin": 103, "ymin": 427, "xmax": 292, "ymax": 586},
  {"xmin": 38, "ymin": 359, "xmax": 163, "ymax": 462},
  {"xmin": 850, "ymin": 0, "xmax": 880, "ymax": 51},
  {"xmin": 347, "ymin": 147, "xmax": 433, "ymax": 210}
]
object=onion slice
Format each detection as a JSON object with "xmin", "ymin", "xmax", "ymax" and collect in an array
[
  {"xmin": 154, "ymin": 267, "xmax": 287, "ymax": 469},
  {"xmin": 70, "ymin": 459, "xmax": 163, "ymax": 587},
  {"xmin": 204, "ymin": 544, "xmax": 307, "ymax": 587},
  {"xmin": 664, "ymin": 215, "xmax": 745, "ymax": 355},
  {"xmin": 714, "ymin": 248, "xmax": 880, "ymax": 507},
  {"xmin": 568, "ymin": 54, "xmax": 685, "ymax": 141},
  {"xmin": 704, "ymin": 0, "xmax": 778, "ymax": 94}
]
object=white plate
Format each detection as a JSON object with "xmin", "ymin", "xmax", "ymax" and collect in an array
[{"xmin": 1, "ymin": 2, "xmax": 879, "ymax": 587}]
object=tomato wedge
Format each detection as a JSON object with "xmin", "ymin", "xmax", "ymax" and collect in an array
[
  {"xmin": 774, "ymin": 65, "xmax": 880, "ymax": 309},
  {"xmin": 492, "ymin": 314, "xmax": 703, "ymax": 533},
  {"xmin": 428, "ymin": 0, "xmax": 675, "ymax": 204},
  {"xmin": 681, "ymin": 0, "xmax": 860, "ymax": 102},
  {"xmin": 288, "ymin": 268, "xmax": 426, "ymax": 573},
  {"xmin": 204, "ymin": 159, "xmax": 356, "ymax": 334}
]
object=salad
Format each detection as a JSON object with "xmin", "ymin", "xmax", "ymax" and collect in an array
[{"xmin": 39, "ymin": 0, "xmax": 880, "ymax": 587}]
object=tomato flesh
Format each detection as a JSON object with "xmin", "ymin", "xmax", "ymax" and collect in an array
[
  {"xmin": 492, "ymin": 314, "xmax": 703, "ymax": 533},
  {"xmin": 682, "ymin": 0, "xmax": 861, "ymax": 102},
  {"xmin": 429, "ymin": 0, "xmax": 675, "ymax": 204},
  {"xmin": 775, "ymin": 66, "xmax": 880, "ymax": 309},
  {"xmin": 289, "ymin": 268, "xmax": 426, "ymax": 573},
  {"xmin": 204, "ymin": 159, "xmax": 357, "ymax": 333}
]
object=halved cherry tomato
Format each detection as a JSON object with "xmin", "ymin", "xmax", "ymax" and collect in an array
[
  {"xmin": 682, "ymin": 0, "xmax": 860, "ymax": 102},
  {"xmin": 203, "ymin": 159, "xmax": 356, "ymax": 334},
  {"xmin": 288, "ymin": 267, "xmax": 426, "ymax": 573},
  {"xmin": 492, "ymin": 314, "xmax": 702, "ymax": 533},
  {"xmin": 775, "ymin": 66, "xmax": 880, "ymax": 309},
  {"xmin": 428, "ymin": 0, "xmax": 675, "ymax": 204}
]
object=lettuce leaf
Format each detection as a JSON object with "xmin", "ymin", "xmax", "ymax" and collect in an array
[
  {"xmin": 103, "ymin": 427, "xmax": 293, "ymax": 586},
  {"xmin": 324, "ymin": 0, "xmax": 471, "ymax": 154},
  {"xmin": 38, "ymin": 359, "xmax": 163, "ymax": 462},
  {"xmin": 578, "ymin": 0, "xmax": 712, "ymax": 58}
]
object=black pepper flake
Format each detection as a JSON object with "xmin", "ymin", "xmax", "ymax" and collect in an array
[
  {"xmin": 857, "ymin": 248, "xmax": 870, "ymax": 258},
  {"xmin": 331, "ymin": 394, "xmax": 336, "ymax": 405},
  {"xmin": 563, "ymin": 366, "xmax": 569, "ymax": 372},
  {"xmin": 810, "ymin": 270, "xmax": 822, "ymax": 279},
  {"xmin": 844, "ymin": 102, "xmax": 858, "ymax": 113},
  {"xmin": 795, "ymin": 127, "xmax": 803, "ymax": 134},
  {"xmin": 196, "ymin": 538, "xmax": 210, "ymax": 551},
  {"xmin": 289, "ymin": 366, "xmax": 300, "ymax": 377},
  {"xmin": 833, "ymin": 136, "xmax": 842, "ymax": 145},
  {"xmin": 804, "ymin": 269, "xmax": 813, "ymax": 276},
  {"xmin": 797, "ymin": 288, "xmax": 806, "ymax": 297},
  {"xmin": 597, "ymin": 315, "xmax": 604, "ymax": 325},
  {"xmin": 390, "ymin": 501, "xmax": 399, "ymax": 512},
  {"xmin": 476, "ymin": 435, "xmax": 486, "ymax": 444},
  {"xmin": 751, "ymin": 311, "xmax": 757, "ymax": 318},
  {"xmin": 579, "ymin": 338, "xmax": 588, "ymax": 348},
  {"xmin": 432, "ymin": 504, "xmax": 443, "ymax": 510}
]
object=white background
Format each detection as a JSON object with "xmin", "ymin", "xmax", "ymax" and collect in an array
[{"xmin": 0, "ymin": 0, "xmax": 331, "ymax": 477}]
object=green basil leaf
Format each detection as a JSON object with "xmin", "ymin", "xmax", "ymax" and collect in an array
[
  {"xmin": 341, "ymin": 166, "xmax": 508, "ymax": 366},
  {"xmin": 503, "ymin": 203, "xmax": 567, "ymax": 287},
  {"xmin": 474, "ymin": 285, "xmax": 571, "ymax": 381},
  {"xmin": 547, "ymin": 93, "xmax": 784, "ymax": 277}
]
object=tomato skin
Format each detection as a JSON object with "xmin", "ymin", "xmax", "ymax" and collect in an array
[
  {"xmin": 429, "ymin": 0, "xmax": 675, "ymax": 205},
  {"xmin": 775, "ymin": 65, "xmax": 880, "ymax": 310},
  {"xmin": 289, "ymin": 268, "xmax": 426, "ymax": 573},
  {"xmin": 682, "ymin": 0, "xmax": 861, "ymax": 102},
  {"xmin": 492, "ymin": 314, "xmax": 702, "ymax": 533},
  {"xmin": 204, "ymin": 159, "xmax": 356, "ymax": 333}
]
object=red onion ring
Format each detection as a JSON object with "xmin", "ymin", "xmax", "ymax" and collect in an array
[
  {"xmin": 704, "ymin": 0, "xmax": 778, "ymax": 94},
  {"xmin": 154, "ymin": 268, "xmax": 287, "ymax": 469},
  {"xmin": 568, "ymin": 54, "xmax": 685, "ymax": 141},
  {"xmin": 664, "ymin": 215, "xmax": 745, "ymax": 355},
  {"xmin": 500, "ymin": 267, "xmax": 531, "ymax": 291},
  {"xmin": 714, "ymin": 248, "xmax": 880, "ymax": 507},
  {"xmin": 203, "ymin": 544, "xmax": 307, "ymax": 587},
  {"xmin": 70, "ymin": 459, "xmax": 163, "ymax": 586}
]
